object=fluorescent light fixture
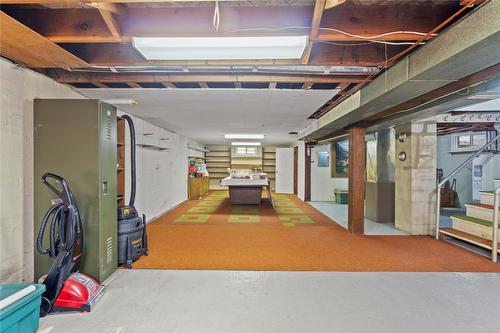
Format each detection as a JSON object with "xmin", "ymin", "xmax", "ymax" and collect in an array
[
  {"xmin": 224, "ymin": 134, "xmax": 264, "ymax": 139},
  {"xmin": 132, "ymin": 36, "xmax": 308, "ymax": 60},
  {"xmin": 231, "ymin": 142, "xmax": 261, "ymax": 146},
  {"xmin": 103, "ymin": 99, "xmax": 138, "ymax": 105}
]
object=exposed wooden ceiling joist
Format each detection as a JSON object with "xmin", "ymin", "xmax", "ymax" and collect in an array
[
  {"xmin": 91, "ymin": 3, "xmax": 123, "ymax": 40},
  {"xmin": 55, "ymin": 42, "xmax": 404, "ymax": 67},
  {"xmin": 0, "ymin": 11, "xmax": 89, "ymax": 68},
  {"xmin": 301, "ymin": 0, "xmax": 325, "ymax": 65},
  {"xmin": 310, "ymin": 0, "xmax": 325, "ymax": 40},
  {"xmin": 2, "ymin": 5, "xmax": 457, "ymax": 44},
  {"xmin": 324, "ymin": 0, "xmax": 346, "ymax": 10},
  {"xmin": 0, "ymin": 0, "xmax": 261, "ymax": 3},
  {"xmin": 161, "ymin": 82, "xmax": 176, "ymax": 89},
  {"xmin": 45, "ymin": 70, "xmax": 369, "ymax": 84},
  {"xmin": 316, "ymin": 4, "xmax": 457, "ymax": 41},
  {"xmin": 4, "ymin": 6, "xmax": 310, "ymax": 43}
]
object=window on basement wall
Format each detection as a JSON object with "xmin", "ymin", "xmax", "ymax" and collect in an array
[
  {"xmin": 451, "ymin": 131, "xmax": 493, "ymax": 153},
  {"xmin": 232, "ymin": 146, "xmax": 260, "ymax": 157}
]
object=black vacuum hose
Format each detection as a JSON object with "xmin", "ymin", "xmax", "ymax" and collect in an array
[
  {"xmin": 37, "ymin": 203, "xmax": 74, "ymax": 259},
  {"xmin": 121, "ymin": 115, "xmax": 136, "ymax": 207}
]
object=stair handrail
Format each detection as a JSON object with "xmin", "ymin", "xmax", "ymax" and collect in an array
[
  {"xmin": 492, "ymin": 185, "xmax": 500, "ymax": 262},
  {"xmin": 435, "ymin": 132, "xmax": 500, "ymax": 241}
]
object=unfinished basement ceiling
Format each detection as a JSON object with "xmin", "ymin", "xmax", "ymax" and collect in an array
[
  {"xmin": 0, "ymin": 0, "xmax": 477, "ymax": 129},
  {"xmin": 76, "ymin": 88, "xmax": 336, "ymax": 144}
]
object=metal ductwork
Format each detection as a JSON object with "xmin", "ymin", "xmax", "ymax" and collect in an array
[{"xmin": 300, "ymin": 0, "xmax": 500, "ymax": 140}]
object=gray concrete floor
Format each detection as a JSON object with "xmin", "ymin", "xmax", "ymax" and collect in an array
[
  {"xmin": 308, "ymin": 201, "xmax": 408, "ymax": 235},
  {"xmin": 39, "ymin": 269, "xmax": 500, "ymax": 333}
]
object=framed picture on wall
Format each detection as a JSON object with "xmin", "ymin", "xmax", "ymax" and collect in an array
[
  {"xmin": 317, "ymin": 151, "xmax": 329, "ymax": 167},
  {"xmin": 331, "ymin": 139, "xmax": 349, "ymax": 178}
]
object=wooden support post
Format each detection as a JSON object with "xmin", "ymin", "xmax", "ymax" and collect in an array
[
  {"xmin": 348, "ymin": 126, "xmax": 365, "ymax": 234},
  {"xmin": 304, "ymin": 142, "xmax": 312, "ymax": 201}
]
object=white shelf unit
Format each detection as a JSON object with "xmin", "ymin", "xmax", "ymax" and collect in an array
[
  {"xmin": 206, "ymin": 145, "xmax": 231, "ymax": 190},
  {"xmin": 135, "ymin": 118, "xmax": 171, "ymax": 151},
  {"xmin": 262, "ymin": 146, "xmax": 279, "ymax": 190}
]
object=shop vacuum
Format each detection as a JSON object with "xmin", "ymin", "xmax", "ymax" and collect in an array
[
  {"xmin": 37, "ymin": 173, "xmax": 104, "ymax": 316},
  {"xmin": 117, "ymin": 115, "xmax": 148, "ymax": 268}
]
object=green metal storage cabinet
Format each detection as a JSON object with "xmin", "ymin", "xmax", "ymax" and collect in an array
[{"xmin": 34, "ymin": 99, "xmax": 117, "ymax": 283}]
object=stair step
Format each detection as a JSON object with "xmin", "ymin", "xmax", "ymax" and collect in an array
[
  {"xmin": 440, "ymin": 228, "xmax": 500, "ymax": 252},
  {"xmin": 451, "ymin": 215, "xmax": 500, "ymax": 241},
  {"xmin": 479, "ymin": 191, "xmax": 496, "ymax": 206},
  {"xmin": 452, "ymin": 214, "xmax": 500, "ymax": 228},
  {"xmin": 464, "ymin": 203, "xmax": 499, "ymax": 222}
]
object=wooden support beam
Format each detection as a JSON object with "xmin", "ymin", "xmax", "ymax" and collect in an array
[
  {"xmin": 316, "ymin": 5, "xmax": 457, "ymax": 41},
  {"xmin": 45, "ymin": 70, "xmax": 368, "ymax": 84},
  {"xmin": 348, "ymin": 126, "xmax": 365, "ymax": 234},
  {"xmin": 335, "ymin": 82, "xmax": 350, "ymax": 93},
  {"xmin": 91, "ymin": 82, "xmax": 108, "ymax": 88},
  {"xmin": 0, "ymin": 0, "xmax": 256, "ymax": 3},
  {"xmin": 58, "ymin": 42, "xmax": 401, "ymax": 67},
  {"xmin": 301, "ymin": 41, "xmax": 313, "ymax": 65},
  {"xmin": 94, "ymin": 4, "xmax": 122, "ymax": 40},
  {"xmin": 3, "ymin": 5, "xmax": 455, "ymax": 44},
  {"xmin": 0, "ymin": 11, "xmax": 89, "ymax": 68},
  {"xmin": 126, "ymin": 82, "xmax": 141, "ymax": 88},
  {"xmin": 302, "ymin": 0, "xmax": 325, "ymax": 65},
  {"xmin": 308, "ymin": 42, "xmax": 406, "ymax": 66},
  {"xmin": 324, "ymin": 0, "xmax": 346, "ymax": 10},
  {"xmin": 302, "ymin": 82, "xmax": 314, "ymax": 90},
  {"xmin": 161, "ymin": 82, "xmax": 176, "ymax": 89},
  {"xmin": 310, "ymin": 0, "xmax": 326, "ymax": 40},
  {"xmin": 304, "ymin": 143, "xmax": 312, "ymax": 202},
  {"xmin": 459, "ymin": 0, "xmax": 485, "ymax": 6},
  {"xmin": 7, "ymin": 6, "xmax": 310, "ymax": 43},
  {"xmin": 88, "ymin": 3, "xmax": 125, "ymax": 15}
]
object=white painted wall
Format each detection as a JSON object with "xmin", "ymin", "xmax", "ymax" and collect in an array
[
  {"xmin": 295, "ymin": 141, "xmax": 305, "ymax": 201},
  {"xmin": 119, "ymin": 112, "xmax": 203, "ymax": 222},
  {"xmin": 437, "ymin": 134, "xmax": 472, "ymax": 207},
  {"xmin": 0, "ymin": 58, "xmax": 202, "ymax": 283},
  {"xmin": 437, "ymin": 129, "xmax": 500, "ymax": 207},
  {"xmin": 310, "ymin": 144, "xmax": 348, "ymax": 202},
  {"xmin": 0, "ymin": 59, "xmax": 84, "ymax": 283}
]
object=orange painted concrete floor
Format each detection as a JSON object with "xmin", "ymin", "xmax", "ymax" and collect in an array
[{"xmin": 134, "ymin": 191, "xmax": 500, "ymax": 272}]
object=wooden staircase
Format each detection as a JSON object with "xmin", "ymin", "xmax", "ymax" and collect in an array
[{"xmin": 440, "ymin": 188, "xmax": 500, "ymax": 253}]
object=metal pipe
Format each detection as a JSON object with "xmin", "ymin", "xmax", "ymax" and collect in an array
[
  {"xmin": 435, "ymin": 132, "xmax": 500, "ymax": 239},
  {"xmin": 492, "ymin": 186, "xmax": 500, "ymax": 262}
]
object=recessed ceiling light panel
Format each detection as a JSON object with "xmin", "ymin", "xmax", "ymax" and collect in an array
[
  {"xmin": 132, "ymin": 36, "xmax": 308, "ymax": 61},
  {"xmin": 225, "ymin": 134, "xmax": 264, "ymax": 139},
  {"xmin": 231, "ymin": 142, "xmax": 261, "ymax": 146}
]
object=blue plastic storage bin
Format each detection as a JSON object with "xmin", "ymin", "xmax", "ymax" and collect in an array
[{"xmin": 0, "ymin": 284, "xmax": 45, "ymax": 333}]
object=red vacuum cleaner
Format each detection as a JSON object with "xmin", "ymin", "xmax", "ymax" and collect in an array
[{"xmin": 36, "ymin": 173, "xmax": 104, "ymax": 316}]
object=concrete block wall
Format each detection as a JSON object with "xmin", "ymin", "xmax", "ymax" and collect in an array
[
  {"xmin": 0, "ymin": 59, "xmax": 84, "ymax": 283},
  {"xmin": 0, "ymin": 58, "xmax": 200, "ymax": 283}
]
